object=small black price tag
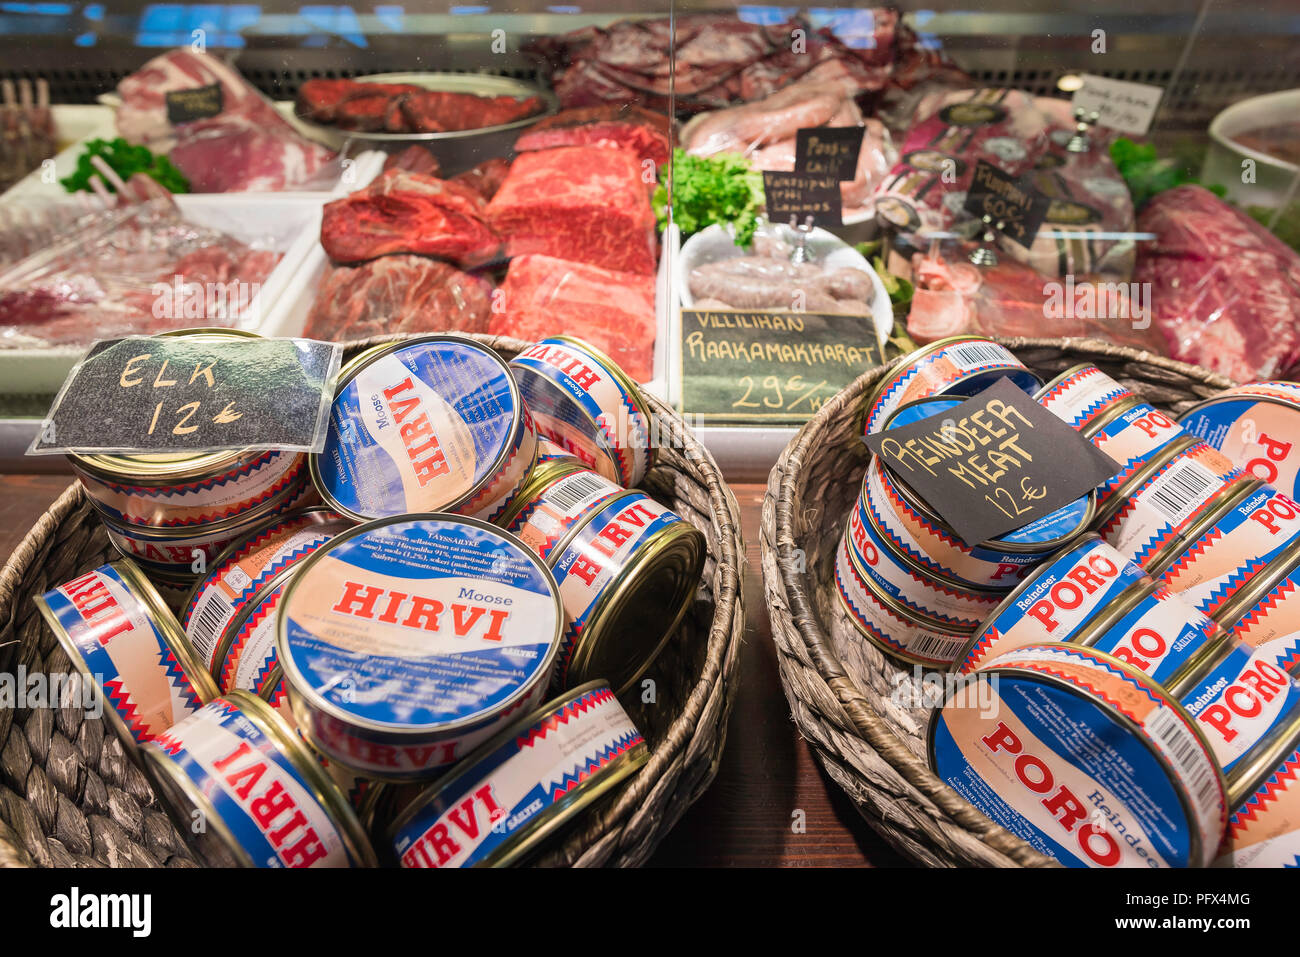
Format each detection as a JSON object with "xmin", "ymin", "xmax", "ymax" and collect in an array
[
  {"xmin": 962, "ymin": 160, "xmax": 1050, "ymax": 249},
  {"xmin": 762, "ymin": 171, "xmax": 842, "ymax": 228},
  {"xmin": 865, "ymin": 378, "xmax": 1120, "ymax": 546},
  {"xmin": 678, "ymin": 307, "xmax": 883, "ymax": 424},
  {"xmin": 166, "ymin": 84, "xmax": 224, "ymax": 124},
  {"xmin": 795, "ymin": 126, "xmax": 863, "ymax": 180},
  {"xmin": 29, "ymin": 336, "xmax": 342, "ymax": 456}
]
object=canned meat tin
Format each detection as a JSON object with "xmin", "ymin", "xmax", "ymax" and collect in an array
[
  {"xmin": 1180, "ymin": 382, "xmax": 1300, "ymax": 497},
  {"xmin": 533, "ymin": 437, "xmax": 584, "ymax": 469},
  {"xmin": 548, "ymin": 491, "xmax": 705, "ymax": 693},
  {"xmin": 142, "ymin": 691, "xmax": 377, "ymax": 867},
  {"xmin": 181, "ymin": 507, "xmax": 352, "ymax": 673},
  {"xmin": 1035, "ymin": 363, "xmax": 1135, "ymax": 435},
  {"xmin": 510, "ymin": 336, "xmax": 656, "ymax": 488},
  {"xmin": 1178, "ymin": 640, "xmax": 1300, "ymax": 775},
  {"xmin": 834, "ymin": 530, "xmax": 973, "ymax": 668},
  {"xmin": 956, "ymin": 534, "xmax": 1150, "ymax": 674},
  {"xmin": 845, "ymin": 495, "xmax": 1000, "ymax": 629},
  {"xmin": 1097, "ymin": 437, "xmax": 1252, "ymax": 570},
  {"xmin": 862, "ymin": 336, "xmax": 1041, "ymax": 438},
  {"xmin": 311, "ymin": 336, "xmax": 537, "ymax": 523},
  {"xmin": 276, "ymin": 515, "xmax": 563, "ymax": 780},
  {"xmin": 1156, "ymin": 486, "xmax": 1300, "ymax": 618},
  {"xmin": 1075, "ymin": 581, "xmax": 1229, "ymax": 693},
  {"xmin": 215, "ymin": 577, "xmax": 289, "ymax": 699},
  {"xmin": 34, "ymin": 561, "xmax": 218, "ymax": 747},
  {"xmin": 101, "ymin": 479, "xmax": 317, "ymax": 578},
  {"xmin": 1215, "ymin": 544, "xmax": 1300, "ymax": 675},
  {"xmin": 864, "ymin": 456, "xmax": 1084, "ymax": 590},
  {"xmin": 387, "ymin": 681, "xmax": 647, "ymax": 868},
  {"xmin": 1215, "ymin": 720, "xmax": 1300, "ymax": 867},
  {"xmin": 929, "ymin": 644, "xmax": 1228, "ymax": 868},
  {"xmin": 499, "ymin": 459, "xmax": 625, "ymax": 563},
  {"xmin": 1088, "ymin": 399, "xmax": 1185, "ymax": 509}
]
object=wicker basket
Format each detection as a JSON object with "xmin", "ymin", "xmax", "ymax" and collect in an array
[
  {"xmin": 761, "ymin": 336, "xmax": 1237, "ymax": 868},
  {"xmin": 0, "ymin": 333, "xmax": 745, "ymax": 869}
]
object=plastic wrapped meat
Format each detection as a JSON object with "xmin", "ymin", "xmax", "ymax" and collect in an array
[
  {"xmin": 490, "ymin": 254, "xmax": 656, "ymax": 381},
  {"xmin": 905, "ymin": 242, "xmax": 1162, "ymax": 352},
  {"xmin": 0, "ymin": 199, "xmax": 281, "ymax": 346},
  {"xmin": 304, "ymin": 255, "xmax": 492, "ymax": 341},
  {"xmin": 115, "ymin": 49, "xmax": 336, "ymax": 193},
  {"xmin": 1135, "ymin": 185, "xmax": 1300, "ymax": 382}
]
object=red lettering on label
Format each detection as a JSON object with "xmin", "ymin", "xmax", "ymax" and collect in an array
[
  {"xmin": 1022, "ymin": 554, "xmax": 1119, "ymax": 634},
  {"xmin": 1110, "ymin": 627, "xmax": 1167, "ymax": 674},
  {"xmin": 1196, "ymin": 658, "xmax": 1290, "ymax": 743},
  {"xmin": 212, "ymin": 739, "xmax": 330, "ymax": 867},
  {"xmin": 1246, "ymin": 433, "xmax": 1293, "ymax": 484},
  {"xmin": 1249, "ymin": 492, "xmax": 1300, "ymax": 536},
  {"xmin": 333, "ymin": 580, "xmax": 384, "ymax": 618},
  {"xmin": 381, "ymin": 376, "xmax": 451, "ymax": 486},
  {"xmin": 1133, "ymin": 410, "xmax": 1174, "ymax": 439},
  {"xmin": 61, "ymin": 572, "xmax": 136, "ymax": 645},
  {"xmin": 569, "ymin": 554, "xmax": 602, "ymax": 587},
  {"xmin": 332, "ymin": 583, "xmax": 509, "ymax": 643}
]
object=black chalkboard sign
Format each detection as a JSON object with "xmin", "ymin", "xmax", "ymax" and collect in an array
[
  {"xmin": 762, "ymin": 171, "xmax": 842, "ymax": 228},
  {"xmin": 166, "ymin": 84, "xmax": 224, "ymax": 124},
  {"xmin": 865, "ymin": 379, "xmax": 1119, "ymax": 545},
  {"xmin": 795, "ymin": 126, "xmax": 863, "ymax": 180},
  {"xmin": 962, "ymin": 160, "xmax": 1050, "ymax": 249},
  {"xmin": 678, "ymin": 308, "xmax": 884, "ymax": 424}
]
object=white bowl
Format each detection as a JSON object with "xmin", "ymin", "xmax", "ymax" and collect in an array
[{"xmin": 1203, "ymin": 88, "xmax": 1300, "ymax": 209}]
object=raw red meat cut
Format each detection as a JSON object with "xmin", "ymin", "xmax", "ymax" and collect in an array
[
  {"xmin": 383, "ymin": 144, "xmax": 441, "ymax": 177},
  {"xmin": 115, "ymin": 49, "xmax": 336, "ymax": 193},
  {"xmin": 0, "ymin": 199, "xmax": 281, "ymax": 346},
  {"xmin": 485, "ymin": 146, "xmax": 656, "ymax": 275},
  {"xmin": 295, "ymin": 79, "xmax": 422, "ymax": 123},
  {"xmin": 513, "ymin": 104, "xmax": 672, "ymax": 169},
  {"xmin": 490, "ymin": 254, "xmax": 655, "ymax": 381},
  {"xmin": 304, "ymin": 255, "xmax": 491, "ymax": 341},
  {"xmin": 399, "ymin": 90, "xmax": 542, "ymax": 133},
  {"xmin": 451, "ymin": 158, "xmax": 510, "ymax": 201},
  {"xmin": 296, "ymin": 77, "xmax": 543, "ymax": 134},
  {"xmin": 1135, "ymin": 185, "xmax": 1300, "ymax": 382},
  {"xmin": 320, "ymin": 168, "xmax": 499, "ymax": 266}
]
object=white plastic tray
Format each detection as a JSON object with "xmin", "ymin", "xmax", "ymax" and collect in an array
[{"xmin": 2, "ymin": 105, "xmax": 117, "ymax": 200}]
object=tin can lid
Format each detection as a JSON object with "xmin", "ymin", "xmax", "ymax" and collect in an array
[
  {"xmin": 277, "ymin": 514, "xmax": 563, "ymax": 736},
  {"xmin": 386, "ymin": 680, "xmax": 647, "ymax": 867},
  {"xmin": 311, "ymin": 335, "xmax": 526, "ymax": 522}
]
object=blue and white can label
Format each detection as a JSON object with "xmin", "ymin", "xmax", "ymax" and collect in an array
[
  {"xmin": 1083, "ymin": 584, "xmax": 1220, "ymax": 687},
  {"xmin": 151, "ymin": 697, "xmax": 362, "ymax": 867},
  {"xmin": 1091, "ymin": 402, "xmax": 1184, "ymax": 506},
  {"xmin": 218, "ymin": 584, "xmax": 284, "ymax": 698},
  {"xmin": 278, "ymin": 517, "xmax": 562, "ymax": 778},
  {"xmin": 1180, "ymin": 642, "xmax": 1300, "ymax": 774},
  {"xmin": 392, "ymin": 684, "xmax": 645, "ymax": 868},
  {"xmin": 1180, "ymin": 386, "xmax": 1300, "ymax": 499},
  {"xmin": 315, "ymin": 338, "xmax": 533, "ymax": 522},
  {"xmin": 1037, "ymin": 365, "xmax": 1132, "ymax": 434}
]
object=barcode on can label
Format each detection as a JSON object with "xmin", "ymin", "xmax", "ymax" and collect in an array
[
  {"xmin": 1144, "ymin": 704, "xmax": 1221, "ymax": 829},
  {"xmin": 547, "ymin": 471, "xmax": 617, "ymax": 514},
  {"xmin": 1143, "ymin": 459, "xmax": 1219, "ymax": 526},
  {"xmin": 905, "ymin": 631, "xmax": 966, "ymax": 662},
  {"xmin": 946, "ymin": 342, "xmax": 1016, "ymax": 371},
  {"xmin": 187, "ymin": 591, "xmax": 235, "ymax": 665}
]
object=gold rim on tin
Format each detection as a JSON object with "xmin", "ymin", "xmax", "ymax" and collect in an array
[
  {"xmin": 493, "ymin": 459, "xmax": 591, "ymax": 548},
  {"xmin": 562, "ymin": 494, "xmax": 706, "ymax": 694},
  {"xmin": 1091, "ymin": 433, "xmax": 1201, "ymax": 529},
  {"xmin": 386, "ymin": 679, "xmax": 648, "ymax": 868},
  {"xmin": 1081, "ymin": 393, "xmax": 1145, "ymax": 440},
  {"xmin": 841, "ymin": 531, "xmax": 975, "ymax": 639},
  {"xmin": 1224, "ymin": 708, "xmax": 1300, "ymax": 807},
  {"xmin": 1210, "ymin": 535, "xmax": 1300, "ymax": 628},
  {"xmin": 308, "ymin": 334, "xmax": 531, "ymax": 523},
  {"xmin": 1031, "ymin": 362, "xmax": 1103, "ymax": 403},
  {"xmin": 1141, "ymin": 478, "xmax": 1262, "ymax": 580}
]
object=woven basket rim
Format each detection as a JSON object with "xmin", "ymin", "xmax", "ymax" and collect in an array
[{"xmin": 762, "ymin": 335, "xmax": 1236, "ymax": 867}]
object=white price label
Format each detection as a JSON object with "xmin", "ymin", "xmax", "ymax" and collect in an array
[{"xmin": 1072, "ymin": 75, "xmax": 1164, "ymax": 136}]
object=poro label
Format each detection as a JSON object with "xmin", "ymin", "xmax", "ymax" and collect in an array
[
  {"xmin": 1195, "ymin": 656, "xmax": 1293, "ymax": 752},
  {"xmin": 1022, "ymin": 550, "xmax": 1121, "ymax": 632},
  {"xmin": 1245, "ymin": 432, "xmax": 1294, "ymax": 485},
  {"xmin": 382, "ymin": 377, "xmax": 452, "ymax": 487},
  {"xmin": 332, "ymin": 581, "xmax": 511, "ymax": 642}
]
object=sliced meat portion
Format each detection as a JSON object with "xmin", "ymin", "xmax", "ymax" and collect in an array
[
  {"xmin": 320, "ymin": 168, "xmax": 499, "ymax": 266},
  {"xmin": 485, "ymin": 146, "xmax": 657, "ymax": 275},
  {"xmin": 383, "ymin": 145, "xmax": 441, "ymax": 177},
  {"xmin": 514, "ymin": 104, "xmax": 672, "ymax": 169},
  {"xmin": 304, "ymin": 255, "xmax": 492, "ymax": 341},
  {"xmin": 334, "ymin": 94, "xmax": 393, "ymax": 132},
  {"xmin": 400, "ymin": 90, "xmax": 543, "ymax": 133},
  {"xmin": 451, "ymin": 157, "xmax": 510, "ymax": 201},
  {"xmin": 490, "ymin": 254, "xmax": 656, "ymax": 381},
  {"xmin": 295, "ymin": 78, "xmax": 422, "ymax": 122}
]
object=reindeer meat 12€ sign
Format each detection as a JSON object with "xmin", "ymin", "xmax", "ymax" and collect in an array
[
  {"xmin": 865, "ymin": 379, "xmax": 1120, "ymax": 546},
  {"xmin": 29, "ymin": 336, "xmax": 341, "ymax": 455}
]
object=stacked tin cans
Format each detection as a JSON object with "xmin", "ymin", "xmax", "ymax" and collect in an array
[
  {"xmin": 36, "ymin": 330, "xmax": 704, "ymax": 869},
  {"xmin": 843, "ymin": 343, "xmax": 1300, "ymax": 869}
]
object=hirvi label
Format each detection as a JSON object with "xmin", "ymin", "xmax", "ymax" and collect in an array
[
  {"xmin": 512, "ymin": 339, "xmax": 650, "ymax": 487},
  {"xmin": 219, "ymin": 586, "xmax": 284, "ymax": 698},
  {"xmin": 550, "ymin": 494, "xmax": 680, "ymax": 686},
  {"xmin": 1084, "ymin": 585, "xmax": 1219, "ymax": 686},
  {"xmin": 1100, "ymin": 443, "xmax": 1242, "ymax": 568},
  {"xmin": 184, "ymin": 515, "xmax": 346, "ymax": 671},
  {"xmin": 151, "ymin": 698, "xmax": 354, "ymax": 867},
  {"xmin": 1160, "ymin": 486, "xmax": 1300, "ymax": 617},
  {"xmin": 959, "ymin": 538, "xmax": 1147, "ymax": 673},
  {"xmin": 507, "ymin": 469, "xmax": 623, "ymax": 562},
  {"xmin": 1180, "ymin": 643, "xmax": 1300, "ymax": 774},
  {"xmin": 281, "ymin": 520, "xmax": 559, "ymax": 737},
  {"xmin": 1216, "ymin": 744, "xmax": 1300, "ymax": 868},
  {"xmin": 319, "ymin": 343, "xmax": 518, "ymax": 518},
  {"xmin": 393, "ymin": 686, "xmax": 644, "ymax": 868},
  {"xmin": 1181, "ymin": 394, "xmax": 1300, "ymax": 499},
  {"xmin": 41, "ymin": 567, "xmax": 204, "ymax": 742},
  {"xmin": 932, "ymin": 644, "xmax": 1225, "ymax": 868},
  {"xmin": 1228, "ymin": 569, "xmax": 1300, "ymax": 676},
  {"xmin": 1091, "ymin": 403, "xmax": 1183, "ymax": 501},
  {"xmin": 1038, "ymin": 366, "xmax": 1131, "ymax": 432}
]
